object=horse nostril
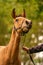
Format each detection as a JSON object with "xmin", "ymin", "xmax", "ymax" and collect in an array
[
  {"xmin": 26, "ymin": 21, "xmax": 29, "ymax": 25},
  {"xmin": 30, "ymin": 21, "xmax": 32, "ymax": 24}
]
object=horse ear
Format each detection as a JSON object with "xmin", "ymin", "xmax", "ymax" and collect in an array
[
  {"xmin": 22, "ymin": 9, "xmax": 26, "ymax": 17},
  {"xmin": 12, "ymin": 8, "xmax": 16, "ymax": 18}
]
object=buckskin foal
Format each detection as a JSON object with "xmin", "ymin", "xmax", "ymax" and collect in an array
[{"xmin": 0, "ymin": 8, "xmax": 32, "ymax": 65}]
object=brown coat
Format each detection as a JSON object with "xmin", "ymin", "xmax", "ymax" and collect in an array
[{"xmin": 0, "ymin": 8, "xmax": 32, "ymax": 65}]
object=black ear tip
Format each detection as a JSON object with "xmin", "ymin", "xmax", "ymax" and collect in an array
[
  {"xmin": 13, "ymin": 8, "xmax": 15, "ymax": 12},
  {"xmin": 23, "ymin": 9, "xmax": 25, "ymax": 11},
  {"xmin": 12, "ymin": 8, "xmax": 16, "ymax": 18},
  {"xmin": 13, "ymin": 8, "xmax": 15, "ymax": 10},
  {"xmin": 22, "ymin": 8, "xmax": 26, "ymax": 17}
]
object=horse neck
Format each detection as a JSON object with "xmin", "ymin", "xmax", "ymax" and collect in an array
[{"xmin": 7, "ymin": 28, "xmax": 21, "ymax": 61}]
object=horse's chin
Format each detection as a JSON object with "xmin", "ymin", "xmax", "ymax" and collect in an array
[
  {"xmin": 21, "ymin": 25, "xmax": 32, "ymax": 36},
  {"xmin": 22, "ymin": 30, "xmax": 29, "ymax": 36}
]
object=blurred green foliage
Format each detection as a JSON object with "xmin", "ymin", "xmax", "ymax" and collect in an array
[{"xmin": 0, "ymin": 0, "xmax": 43, "ymax": 65}]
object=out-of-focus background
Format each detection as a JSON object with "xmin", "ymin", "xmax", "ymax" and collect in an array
[{"xmin": 0, "ymin": 0, "xmax": 43, "ymax": 65}]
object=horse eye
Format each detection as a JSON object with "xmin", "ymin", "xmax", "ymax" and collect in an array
[{"xmin": 16, "ymin": 19, "xmax": 18, "ymax": 22}]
